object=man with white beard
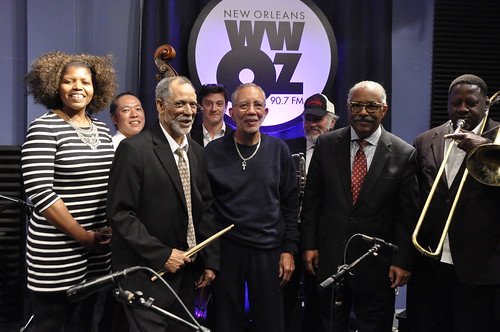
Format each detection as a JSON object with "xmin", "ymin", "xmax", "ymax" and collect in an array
[
  {"xmin": 107, "ymin": 76, "xmax": 219, "ymax": 332},
  {"xmin": 285, "ymin": 93, "xmax": 338, "ymax": 172},
  {"xmin": 283, "ymin": 94, "xmax": 338, "ymax": 331}
]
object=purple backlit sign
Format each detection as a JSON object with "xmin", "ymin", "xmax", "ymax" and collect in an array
[{"xmin": 188, "ymin": 0, "xmax": 337, "ymax": 132}]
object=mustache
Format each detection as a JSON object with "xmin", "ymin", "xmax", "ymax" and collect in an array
[
  {"xmin": 176, "ymin": 115, "xmax": 194, "ymax": 122},
  {"xmin": 306, "ymin": 126, "xmax": 322, "ymax": 133},
  {"xmin": 353, "ymin": 115, "xmax": 375, "ymax": 123},
  {"xmin": 243, "ymin": 116, "xmax": 259, "ymax": 122}
]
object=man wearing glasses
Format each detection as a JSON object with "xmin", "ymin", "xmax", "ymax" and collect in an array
[
  {"xmin": 300, "ymin": 81, "xmax": 419, "ymax": 331},
  {"xmin": 205, "ymin": 83, "xmax": 300, "ymax": 332},
  {"xmin": 107, "ymin": 76, "xmax": 219, "ymax": 332},
  {"xmin": 191, "ymin": 84, "xmax": 234, "ymax": 147}
]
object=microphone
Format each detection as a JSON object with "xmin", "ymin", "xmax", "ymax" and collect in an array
[
  {"xmin": 358, "ymin": 234, "xmax": 398, "ymax": 252},
  {"xmin": 318, "ymin": 265, "xmax": 348, "ymax": 290},
  {"xmin": 67, "ymin": 266, "xmax": 142, "ymax": 303},
  {"xmin": 319, "ymin": 276, "xmax": 335, "ymax": 290}
]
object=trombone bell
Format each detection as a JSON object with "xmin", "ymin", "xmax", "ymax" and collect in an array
[{"xmin": 466, "ymin": 143, "xmax": 500, "ymax": 186}]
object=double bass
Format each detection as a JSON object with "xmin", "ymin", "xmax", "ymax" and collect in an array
[{"xmin": 154, "ymin": 44, "xmax": 179, "ymax": 80}]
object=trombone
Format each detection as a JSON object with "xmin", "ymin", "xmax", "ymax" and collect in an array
[{"xmin": 412, "ymin": 90, "xmax": 500, "ymax": 258}]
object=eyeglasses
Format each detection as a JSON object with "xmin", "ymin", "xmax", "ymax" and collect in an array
[
  {"xmin": 165, "ymin": 100, "xmax": 198, "ymax": 111},
  {"xmin": 348, "ymin": 101, "xmax": 384, "ymax": 114},
  {"xmin": 233, "ymin": 101, "xmax": 265, "ymax": 111}
]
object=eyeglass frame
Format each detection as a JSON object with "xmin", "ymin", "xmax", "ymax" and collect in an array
[
  {"xmin": 348, "ymin": 101, "xmax": 385, "ymax": 114},
  {"xmin": 232, "ymin": 101, "xmax": 266, "ymax": 111},
  {"xmin": 163, "ymin": 99, "xmax": 199, "ymax": 111}
]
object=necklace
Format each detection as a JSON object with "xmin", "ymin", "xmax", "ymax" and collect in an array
[
  {"xmin": 234, "ymin": 138, "xmax": 261, "ymax": 171},
  {"xmin": 63, "ymin": 112, "xmax": 100, "ymax": 150}
]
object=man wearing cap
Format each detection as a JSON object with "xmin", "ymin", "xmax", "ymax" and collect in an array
[
  {"xmin": 300, "ymin": 81, "xmax": 419, "ymax": 331},
  {"xmin": 286, "ymin": 93, "xmax": 339, "ymax": 172},
  {"xmin": 283, "ymin": 93, "xmax": 338, "ymax": 331}
]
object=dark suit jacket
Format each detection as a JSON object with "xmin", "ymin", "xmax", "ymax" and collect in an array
[
  {"xmin": 301, "ymin": 126, "xmax": 419, "ymax": 290},
  {"xmin": 106, "ymin": 122, "xmax": 219, "ymax": 308},
  {"xmin": 414, "ymin": 119, "xmax": 500, "ymax": 285},
  {"xmin": 285, "ymin": 136, "xmax": 306, "ymax": 156},
  {"xmin": 190, "ymin": 121, "xmax": 234, "ymax": 147}
]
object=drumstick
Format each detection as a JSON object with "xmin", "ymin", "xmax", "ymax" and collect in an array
[{"xmin": 151, "ymin": 224, "xmax": 234, "ymax": 281}]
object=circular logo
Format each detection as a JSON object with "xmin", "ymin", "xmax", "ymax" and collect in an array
[{"xmin": 189, "ymin": 0, "xmax": 337, "ymax": 131}]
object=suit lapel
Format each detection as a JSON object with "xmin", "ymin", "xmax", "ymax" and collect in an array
[
  {"xmin": 334, "ymin": 128, "xmax": 353, "ymax": 206},
  {"xmin": 431, "ymin": 123, "xmax": 448, "ymax": 186},
  {"xmin": 355, "ymin": 128, "xmax": 391, "ymax": 206},
  {"xmin": 187, "ymin": 142, "xmax": 198, "ymax": 186},
  {"xmin": 151, "ymin": 123, "xmax": 188, "ymax": 209}
]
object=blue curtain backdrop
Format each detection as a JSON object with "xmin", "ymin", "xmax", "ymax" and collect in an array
[{"xmin": 138, "ymin": 0, "xmax": 392, "ymax": 139}]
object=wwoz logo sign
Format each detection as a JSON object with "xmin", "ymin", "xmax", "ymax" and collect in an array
[{"xmin": 188, "ymin": 0, "xmax": 337, "ymax": 130}]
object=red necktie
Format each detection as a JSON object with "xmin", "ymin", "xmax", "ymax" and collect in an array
[{"xmin": 351, "ymin": 140, "xmax": 368, "ymax": 204}]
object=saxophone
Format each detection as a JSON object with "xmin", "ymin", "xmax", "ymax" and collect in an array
[{"xmin": 292, "ymin": 153, "xmax": 306, "ymax": 221}]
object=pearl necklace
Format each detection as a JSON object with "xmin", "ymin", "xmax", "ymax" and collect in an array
[
  {"xmin": 63, "ymin": 112, "xmax": 100, "ymax": 150},
  {"xmin": 234, "ymin": 138, "xmax": 261, "ymax": 171}
]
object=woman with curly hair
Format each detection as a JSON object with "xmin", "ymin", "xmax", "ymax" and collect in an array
[{"xmin": 22, "ymin": 51, "xmax": 117, "ymax": 331}]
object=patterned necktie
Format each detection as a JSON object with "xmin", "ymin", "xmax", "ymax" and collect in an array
[
  {"xmin": 175, "ymin": 148, "xmax": 196, "ymax": 249},
  {"xmin": 351, "ymin": 140, "xmax": 368, "ymax": 204}
]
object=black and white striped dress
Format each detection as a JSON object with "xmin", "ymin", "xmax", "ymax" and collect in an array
[{"xmin": 22, "ymin": 111, "xmax": 113, "ymax": 292}]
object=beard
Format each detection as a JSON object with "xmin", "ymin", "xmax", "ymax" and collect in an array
[
  {"xmin": 305, "ymin": 126, "xmax": 323, "ymax": 143},
  {"xmin": 171, "ymin": 115, "xmax": 193, "ymax": 136},
  {"xmin": 306, "ymin": 132, "xmax": 320, "ymax": 143}
]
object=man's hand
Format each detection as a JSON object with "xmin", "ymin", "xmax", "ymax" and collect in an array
[
  {"xmin": 279, "ymin": 252, "xmax": 295, "ymax": 287},
  {"xmin": 389, "ymin": 265, "xmax": 411, "ymax": 288},
  {"xmin": 303, "ymin": 249, "xmax": 319, "ymax": 276},
  {"xmin": 444, "ymin": 130, "xmax": 491, "ymax": 154},
  {"xmin": 163, "ymin": 249, "xmax": 191, "ymax": 273},
  {"xmin": 195, "ymin": 269, "xmax": 216, "ymax": 289}
]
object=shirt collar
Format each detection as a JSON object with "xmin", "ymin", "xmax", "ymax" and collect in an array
[
  {"xmin": 350, "ymin": 126, "xmax": 382, "ymax": 146},
  {"xmin": 159, "ymin": 122, "xmax": 189, "ymax": 154},
  {"xmin": 306, "ymin": 137, "xmax": 315, "ymax": 150},
  {"xmin": 202, "ymin": 122, "xmax": 226, "ymax": 138}
]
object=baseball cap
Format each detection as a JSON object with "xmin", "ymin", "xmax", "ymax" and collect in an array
[{"xmin": 303, "ymin": 93, "xmax": 335, "ymax": 117}]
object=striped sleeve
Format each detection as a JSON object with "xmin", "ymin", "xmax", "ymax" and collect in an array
[{"xmin": 22, "ymin": 114, "xmax": 62, "ymax": 212}]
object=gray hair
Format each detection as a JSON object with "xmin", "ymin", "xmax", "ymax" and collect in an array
[
  {"xmin": 347, "ymin": 80, "xmax": 387, "ymax": 105},
  {"xmin": 231, "ymin": 83, "xmax": 267, "ymax": 104},
  {"xmin": 155, "ymin": 76, "xmax": 195, "ymax": 101},
  {"xmin": 325, "ymin": 112, "xmax": 339, "ymax": 125}
]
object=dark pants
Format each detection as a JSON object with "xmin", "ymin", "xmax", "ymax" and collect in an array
[
  {"xmin": 406, "ymin": 260, "xmax": 500, "ymax": 332},
  {"xmin": 317, "ymin": 277, "xmax": 395, "ymax": 332},
  {"xmin": 212, "ymin": 239, "xmax": 284, "ymax": 332},
  {"xmin": 123, "ymin": 269, "xmax": 197, "ymax": 332},
  {"xmin": 29, "ymin": 290, "xmax": 102, "ymax": 332}
]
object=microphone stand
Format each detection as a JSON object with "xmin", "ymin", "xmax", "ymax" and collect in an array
[
  {"xmin": 319, "ymin": 244, "xmax": 382, "ymax": 290},
  {"xmin": 113, "ymin": 288, "xmax": 210, "ymax": 332},
  {"xmin": 0, "ymin": 194, "xmax": 34, "ymax": 214},
  {"xmin": 319, "ymin": 244, "xmax": 383, "ymax": 332}
]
